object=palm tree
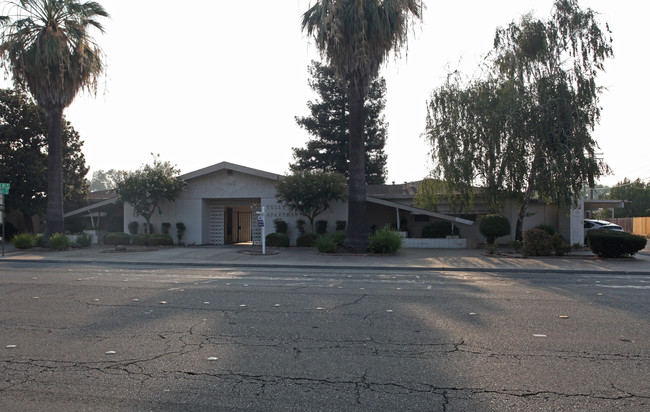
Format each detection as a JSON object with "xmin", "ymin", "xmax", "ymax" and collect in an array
[
  {"xmin": 0, "ymin": 0, "xmax": 108, "ymax": 238},
  {"xmin": 302, "ymin": 0, "xmax": 422, "ymax": 250}
]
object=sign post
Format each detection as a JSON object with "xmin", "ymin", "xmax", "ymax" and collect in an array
[
  {"xmin": 256, "ymin": 206, "xmax": 265, "ymax": 255},
  {"xmin": 0, "ymin": 183, "xmax": 9, "ymax": 257}
]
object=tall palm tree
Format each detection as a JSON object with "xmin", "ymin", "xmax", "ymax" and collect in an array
[
  {"xmin": 302, "ymin": 0, "xmax": 422, "ymax": 250},
  {"xmin": 0, "ymin": 0, "xmax": 108, "ymax": 238}
]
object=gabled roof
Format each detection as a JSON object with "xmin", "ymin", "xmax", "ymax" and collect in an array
[{"xmin": 181, "ymin": 161, "xmax": 282, "ymax": 182}]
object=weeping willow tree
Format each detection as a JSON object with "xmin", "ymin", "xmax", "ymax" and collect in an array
[
  {"xmin": 0, "ymin": 0, "xmax": 109, "ymax": 238},
  {"xmin": 302, "ymin": 0, "xmax": 422, "ymax": 250},
  {"xmin": 424, "ymin": 0, "xmax": 612, "ymax": 240}
]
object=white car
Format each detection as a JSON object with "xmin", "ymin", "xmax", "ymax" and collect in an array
[{"xmin": 584, "ymin": 219, "xmax": 623, "ymax": 242}]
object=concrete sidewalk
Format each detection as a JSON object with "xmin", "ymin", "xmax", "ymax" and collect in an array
[{"xmin": 2, "ymin": 243, "xmax": 650, "ymax": 274}]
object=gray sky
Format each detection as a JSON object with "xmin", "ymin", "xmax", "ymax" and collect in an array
[{"xmin": 19, "ymin": 1, "xmax": 648, "ymax": 187}]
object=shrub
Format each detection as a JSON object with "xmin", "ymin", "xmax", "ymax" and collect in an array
[
  {"xmin": 587, "ymin": 230, "xmax": 647, "ymax": 258},
  {"xmin": 48, "ymin": 233, "xmax": 71, "ymax": 251},
  {"xmin": 315, "ymin": 234, "xmax": 338, "ymax": 253},
  {"xmin": 296, "ymin": 219, "xmax": 306, "ymax": 236},
  {"xmin": 12, "ymin": 233, "xmax": 34, "ymax": 249},
  {"xmin": 34, "ymin": 234, "xmax": 45, "ymax": 247},
  {"xmin": 523, "ymin": 228, "xmax": 553, "ymax": 256},
  {"xmin": 149, "ymin": 234, "xmax": 174, "ymax": 246},
  {"xmin": 335, "ymin": 220, "xmax": 347, "ymax": 231},
  {"xmin": 273, "ymin": 219, "xmax": 288, "ymax": 234},
  {"xmin": 297, "ymin": 232, "xmax": 319, "ymax": 247},
  {"xmin": 103, "ymin": 232, "xmax": 131, "ymax": 246},
  {"xmin": 508, "ymin": 240, "xmax": 523, "ymax": 252},
  {"xmin": 176, "ymin": 222, "xmax": 186, "ymax": 244},
  {"xmin": 132, "ymin": 234, "xmax": 151, "ymax": 246},
  {"xmin": 332, "ymin": 230, "xmax": 346, "ymax": 247},
  {"xmin": 266, "ymin": 232, "xmax": 289, "ymax": 247},
  {"xmin": 128, "ymin": 221, "xmax": 139, "ymax": 235},
  {"xmin": 316, "ymin": 220, "xmax": 328, "ymax": 235},
  {"xmin": 535, "ymin": 224, "xmax": 556, "ymax": 236},
  {"xmin": 76, "ymin": 233, "xmax": 92, "ymax": 247},
  {"xmin": 161, "ymin": 222, "xmax": 171, "ymax": 235},
  {"xmin": 479, "ymin": 214, "xmax": 511, "ymax": 244},
  {"xmin": 421, "ymin": 221, "xmax": 459, "ymax": 238},
  {"xmin": 551, "ymin": 233, "xmax": 571, "ymax": 256},
  {"xmin": 485, "ymin": 240, "xmax": 498, "ymax": 255},
  {"xmin": 369, "ymin": 226, "xmax": 403, "ymax": 254}
]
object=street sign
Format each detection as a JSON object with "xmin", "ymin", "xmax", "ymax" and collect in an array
[
  {"xmin": 257, "ymin": 216, "xmax": 264, "ymax": 227},
  {"xmin": 0, "ymin": 183, "xmax": 9, "ymax": 195}
]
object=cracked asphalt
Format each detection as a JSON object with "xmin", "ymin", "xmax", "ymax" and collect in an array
[{"xmin": 0, "ymin": 262, "xmax": 648, "ymax": 411}]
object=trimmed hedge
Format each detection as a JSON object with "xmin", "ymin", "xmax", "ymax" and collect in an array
[
  {"xmin": 149, "ymin": 234, "xmax": 173, "ymax": 246},
  {"xmin": 132, "ymin": 234, "xmax": 151, "ymax": 246},
  {"xmin": 421, "ymin": 221, "xmax": 459, "ymax": 238},
  {"xmin": 587, "ymin": 230, "xmax": 647, "ymax": 258},
  {"xmin": 104, "ymin": 232, "xmax": 131, "ymax": 246},
  {"xmin": 296, "ymin": 233, "xmax": 319, "ymax": 247},
  {"xmin": 479, "ymin": 214, "xmax": 510, "ymax": 244},
  {"xmin": 266, "ymin": 232, "xmax": 289, "ymax": 247}
]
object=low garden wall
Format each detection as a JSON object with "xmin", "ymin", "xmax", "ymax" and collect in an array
[{"xmin": 402, "ymin": 237, "xmax": 467, "ymax": 249}]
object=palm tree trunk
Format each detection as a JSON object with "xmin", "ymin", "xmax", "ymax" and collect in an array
[
  {"xmin": 344, "ymin": 90, "xmax": 369, "ymax": 251},
  {"xmin": 45, "ymin": 107, "xmax": 64, "ymax": 238}
]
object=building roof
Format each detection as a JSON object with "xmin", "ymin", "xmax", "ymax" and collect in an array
[{"xmin": 181, "ymin": 161, "xmax": 282, "ymax": 182}]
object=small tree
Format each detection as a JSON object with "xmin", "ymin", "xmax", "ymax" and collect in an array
[
  {"xmin": 276, "ymin": 171, "xmax": 346, "ymax": 232},
  {"xmin": 115, "ymin": 155, "xmax": 186, "ymax": 234},
  {"xmin": 479, "ymin": 214, "xmax": 511, "ymax": 244}
]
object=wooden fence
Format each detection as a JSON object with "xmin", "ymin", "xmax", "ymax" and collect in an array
[{"xmin": 610, "ymin": 217, "xmax": 650, "ymax": 236}]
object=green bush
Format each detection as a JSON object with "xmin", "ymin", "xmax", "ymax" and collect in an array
[
  {"xmin": 316, "ymin": 220, "xmax": 328, "ymax": 235},
  {"xmin": 128, "ymin": 221, "xmax": 139, "ymax": 235},
  {"xmin": 34, "ymin": 234, "xmax": 45, "ymax": 247},
  {"xmin": 132, "ymin": 234, "xmax": 151, "ymax": 246},
  {"xmin": 296, "ymin": 232, "xmax": 319, "ymax": 247},
  {"xmin": 296, "ymin": 219, "xmax": 306, "ymax": 236},
  {"xmin": 103, "ymin": 232, "xmax": 131, "ymax": 246},
  {"xmin": 479, "ymin": 214, "xmax": 511, "ymax": 244},
  {"xmin": 335, "ymin": 220, "xmax": 347, "ymax": 231},
  {"xmin": 315, "ymin": 234, "xmax": 338, "ymax": 253},
  {"xmin": 587, "ymin": 230, "xmax": 647, "ymax": 258},
  {"xmin": 551, "ymin": 233, "xmax": 571, "ymax": 256},
  {"xmin": 523, "ymin": 228, "xmax": 553, "ymax": 256},
  {"xmin": 48, "ymin": 233, "xmax": 71, "ymax": 251},
  {"xmin": 12, "ymin": 233, "xmax": 34, "ymax": 249},
  {"xmin": 149, "ymin": 234, "xmax": 174, "ymax": 246},
  {"xmin": 176, "ymin": 222, "xmax": 186, "ymax": 244},
  {"xmin": 332, "ymin": 230, "xmax": 346, "ymax": 247},
  {"xmin": 535, "ymin": 224, "xmax": 556, "ymax": 236},
  {"xmin": 273, "ymin": 219, "xmax": 288, "ymax": 234},
  {"xmin": 421, "ymin": 221, "xmax": 460, "ymax": 238},
  {"xmin": 485, "ymin": 240, "xmax": 498, "ymax": 255},
  {"xmin": 161, "ymin": 222, "xmax": 171, "ymax": 235},
  {"xmin": 369, "ymin": 226, "xmax": 403, "ymax": 254},
  {"xmin": 76, "ymin": 233, "xmax": 92, "ymax": 247},
  {"xmin": 508, "ymin": 240, "xmax": 523, "ymax": 252},
  {"xmin": 266, "ymin": 232, "xmax": 289, "ymax": 247}
]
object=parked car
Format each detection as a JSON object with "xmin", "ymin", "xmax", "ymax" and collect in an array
[{"xmin": 584, "ymin": 219, "xmax": 623, "ymax": 243}]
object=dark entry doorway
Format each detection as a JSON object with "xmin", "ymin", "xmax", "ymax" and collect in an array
[{"xmin": 226, "ymin": 208, "xmax": 252, "ymax": 244}]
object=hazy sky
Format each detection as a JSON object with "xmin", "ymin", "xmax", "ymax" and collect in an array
[{"xmin": 11, "ymin": 1, "xmax": 648, "ymax": 187}]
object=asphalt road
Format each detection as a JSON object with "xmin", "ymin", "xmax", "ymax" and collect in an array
[{"xmin": 1, "ymin": 262, "xmax": 648, "ymax": 411}]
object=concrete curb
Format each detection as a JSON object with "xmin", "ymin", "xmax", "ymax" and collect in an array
[{"xmin": 2, "ymin": 257, "xmax": 650, "ymax": 275}]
